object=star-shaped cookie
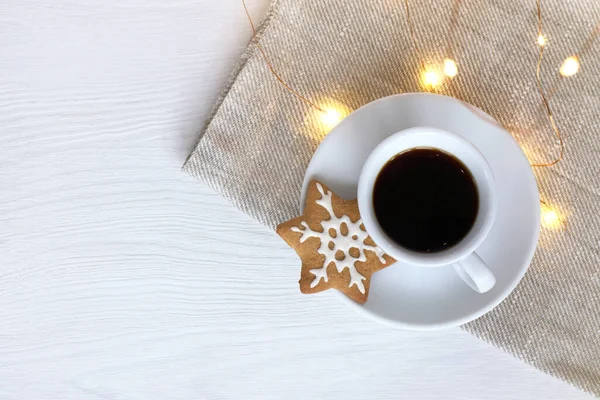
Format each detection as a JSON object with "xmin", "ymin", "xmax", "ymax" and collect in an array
[{"xmin": 277, "ymin": 180, "xmax": 395, "ymax": 303}]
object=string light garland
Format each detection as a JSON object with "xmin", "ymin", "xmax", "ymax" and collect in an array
[
  {"xmin": 240, "ymin": 0, "xmax": 596, "ymax": 226},
  {"xmin": 403, "ymin": 0, "xmax": 566, "ymax": 167},
  {"xmin": 402, "ymin": 0, "xmax": 568, "ymax": 225}
]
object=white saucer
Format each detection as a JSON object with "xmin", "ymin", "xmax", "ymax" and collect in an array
[{"xmin": 301, "ymin": 93, "xmax": 540, "ymax": 330}]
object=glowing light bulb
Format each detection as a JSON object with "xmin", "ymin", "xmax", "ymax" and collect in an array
[
  {"xmin": 312, "ymin": 101, "xmax": 351, "ymax": 136},
  {"xmin": 444, "ymin": 58, "xmax": 458, "ymax": 78},
  {"xmin": 537, "ymin": 34, "xmax": 546, "ymax": 47},
  {"xmin": 560, "ymin": 56, "xmax": 580, "ymax": 77},
  {"xmin": 422, "ymin": 68, "xmax": 442, "ymax": 88},
  {"xmin": 543, "ymin": 209, "xmax": 559, "ymax": 226},
  {"xmin": 321, "ymin": 108, "xmax": 343, "ymax": 128},
  {"xmin": 541, "ymin": 205, "xmax": 563, "ymax": 229}
]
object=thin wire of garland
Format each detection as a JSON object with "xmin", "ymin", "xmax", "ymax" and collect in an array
[
  {"xmin": 241, "ymin": 0, "xmax": 325, "ymax": 113},
  {"xmin": 530, "ymin": 0, "xmax": 564, "ymax": 167}
]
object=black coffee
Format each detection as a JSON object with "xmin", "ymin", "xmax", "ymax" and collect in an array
[{"xmin": 373, "ymin": 148, "xmax": 479, "ymax": 253}]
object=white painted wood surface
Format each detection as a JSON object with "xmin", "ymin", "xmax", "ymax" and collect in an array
[{"xmin": 0, "ymin": 1, "xmax": 593, "ymax": 399}]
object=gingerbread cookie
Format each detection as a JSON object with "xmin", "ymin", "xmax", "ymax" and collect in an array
[{"xmin": 277, "ymin": 180, "xmax": 395, "ymax": 303}]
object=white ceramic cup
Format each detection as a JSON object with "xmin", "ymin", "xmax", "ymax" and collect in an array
[{"xmin": 357, "ymin": 127, "xmax": 498, "ymax": 293}]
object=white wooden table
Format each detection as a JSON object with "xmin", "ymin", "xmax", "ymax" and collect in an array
[{"xmin": 0, "ymin": 1, "xmax": 593, "ymax": 399}]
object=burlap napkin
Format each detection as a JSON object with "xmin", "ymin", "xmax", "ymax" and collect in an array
[{"xmin": 185, "ymin": 0, "xmax": 600, "ymax": 395}]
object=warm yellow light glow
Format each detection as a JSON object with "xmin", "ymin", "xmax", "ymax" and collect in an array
[
  {"xmin": 543, "ymin": 209, "xmax": 559, "ymax": 226},
  {"xmin": 313, "ymin": 104, "xmax": 351, "ymax": 135},
  {"xmin": 541, "ymin": 203, "xmax": 564, "ymax": 230},
  {"xmin": 422, "ymin": 68, "xmax": 442, "ymax": 88},
  {"xmin": 560, "ymin": 56, "xmax": 580, "ymax": 77},
  {"xmin": 321, "ymin": 108, "xmax": 342, "ymax": 127},
  {"xmin": 444, "ymin": 58, "xmax": 458, "ymax": 78},
  {"xmin": 537, "ymin": 34, "xmax": 546, "ymax": 47},
  {"xmin": 310, "ymin": 100, "xmax": 351, "ymax": 137}
]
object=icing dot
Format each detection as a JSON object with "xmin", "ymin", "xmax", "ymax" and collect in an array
[
  {"xmin": 335, "ymin": 250, "xmax": 346, "ymax": 260},
  {"xmin": 329, "ymin": 228, "xmax": 337, "ymax": 238},
  {"xmin": 352, "ymin": 235, "xmax": 358, "ymax": 240},
  {"xmin": 328, "ymin": 241, "xmax": 335, "ymax": 250},
  {"xmin": 349, "ymin": 247, "xmax": 360, "ymax": 258}
]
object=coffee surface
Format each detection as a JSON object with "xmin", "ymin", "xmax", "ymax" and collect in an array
[{"xmin": 373, "ymin": 148, "xmax": 479, "ymax": 253}]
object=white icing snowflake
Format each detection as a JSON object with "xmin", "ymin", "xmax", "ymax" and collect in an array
[{"xmin": 291, "ymin": 183, "xmax": 387, "ymax": 294}]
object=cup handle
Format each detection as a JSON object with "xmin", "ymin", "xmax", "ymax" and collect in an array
[{"xmin": 453, "ymin": 253, "xmax": 496, "ymax": 293}]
